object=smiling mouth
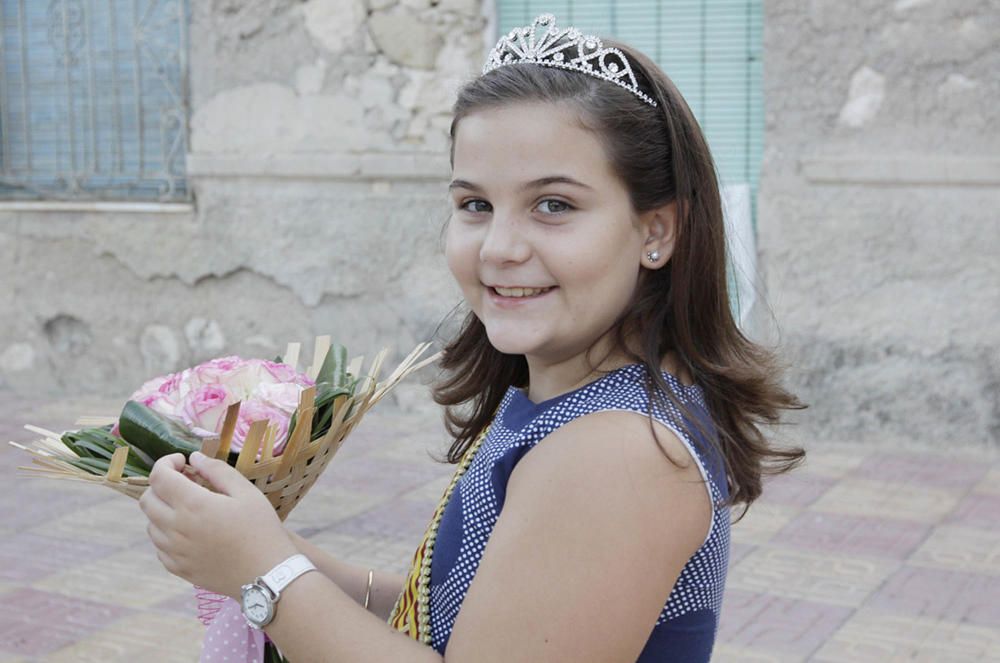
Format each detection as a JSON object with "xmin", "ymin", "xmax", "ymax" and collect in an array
[{"xmin": 489, "ymin": 285, "xmax": 555, "ymax": 298}]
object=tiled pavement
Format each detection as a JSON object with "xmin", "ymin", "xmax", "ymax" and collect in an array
[{"xmin": 2, "ymin": 393, "xmax": 998, "ymax": 662}]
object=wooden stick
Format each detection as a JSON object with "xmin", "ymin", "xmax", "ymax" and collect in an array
[
  {"xmin": 347, "ymin": 355, "xmax": 363, "ymax": 381},
  {"xmin": 235, "ymin": 420, "xmax": 267, "ymax": 474},
  {"xmin": 273, "ymin": 406, "xmax": 314, "ymax": 479},
  {"xmin": 218, "ymin": 402, "xmax": 241, "ymax": 459},
  {"xmin": 283, "ymin": 342, "xmax": 301, "ymax": 370},
  {"xmin": 308, "ymin": 336, "xmax": 331, "ymax": 382},
  {"xmin": 75, "ymin": 416, "xmax": 118, "ymax": 427},
  {"xmin": 200, "ymin": 437, "xmax": 221, "ymax": 460},
  {"xmin": 23, "ymin": 425, "xmax": 62, "ymax": 440},
  {"xmin": 261, "ymin": 423, "xmax": 276, "ymax": 462},
  {"xmin": 298, "ymin": 385, "xmax": 316, "ymax": 413},
  {"xmin": 106, "ymin": 446, "xmax": 129, "ymax": 482}
]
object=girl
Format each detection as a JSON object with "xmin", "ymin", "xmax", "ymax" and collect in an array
[{"xmin": 140, "ymin": 14, "xmax": 804, "ymax": 662}]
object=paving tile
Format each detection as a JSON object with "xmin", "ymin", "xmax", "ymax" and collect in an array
[
  {"xmin": 853, "ymin": 451, "xmax": 988, "ymax": 490},
  {"xmin": 320, "ymin": 454, "xmax": 454, "ymax": 498},
  {"xmin": 758, "ymin": 472, "xmax": 836, "ymax": 507},
  {"xmin": 24, "ymin": 495, "xmax": 147, "ymax": 548},
  {"xmin": 281, "ymin": 482, "xmax": 393, "ymax": 531},
  {"xmin": 812, "ymin": 611, "xmax": 1000, "ymax": 662},
  {"xmin": 0, "ymin": 588, "xmax": 131, "ymax": 657},
  {"xmin": 771, "ymin": 511, "xmax": 931, "ymax": 560},
  {"xmin": 305, "ymin": 529, "xmax": 418, "ymax": 577},
  {"xmin": 798, "ymin": 449, "xmax": 867, "ymax": 479},
  {"xmin": 8, "ymin": 393, "xmax": 997, "ymax": 661},
  {"xmin": 945, "ymin": 493, "xmax": 1000, "ymax": 530},
  {"xmin": 0, "ymin": 531, "xmax": 119, "ymax": 584},
  {"xmin": 809, "ymin": 478, "xmax": 961, "ymax": 523},
  {"xmin": 334, "ymin": 497, "xmax": 437, "ymax": 543},
  {"xmin": 729, "ymin": 542, "xmax": 756, "ymax": 566},
  {"xmin": 710, "ymin": 643, "xmax": 793, "ymax": 662},
  {"xmin": 910, "ymin": 524, "xmax": 1000, "ymax": 575},
  {"xmin": 395, "ymin": 472, "xmax": 455, "ymax": 504},
  {"xmin": 730, "ymin": 503, "xmax": 798, "ymax": 546},
  {"xmin": 42, "ymin": 611, "xmax": 204, "ymax": 663},
  {"xmin": 151, "ymin": 589, "xmax": 199, "ymax": 618},
  {"xmin": 33, "ymin": 543, "xmax": 197, "ymax": 610},
  {"xmin": 0, "ymin": 474, "xmax": 114, "ymax": 531},
  {"xmin": 864, "ymin": 565, "xmax": 1000, "ymax": 628},
  {"xmin": 717, "ymin": 589, "xmax": 851, "ymax": 658},
  {"xmin": 973, "ymin": 468, "xmax": 1000, "ymax": 496},
  {"xmin": 728, "ymin": 547, "xmax": 898, "ymax": 607}
]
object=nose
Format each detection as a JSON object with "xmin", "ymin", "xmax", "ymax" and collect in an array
[{"xmin": 479, "ymin": 214, "xmax": 531, "ymax": 265}]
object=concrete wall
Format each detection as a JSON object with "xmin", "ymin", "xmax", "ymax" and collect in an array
[
  {"xmin": 0, "ymin": 0, "xmax": 489, "ymax": 409},
  {"xmin": 3, "ymin": 0, "xmax": 996, "ymax": 446},
  {"xmin": 758, "ymin": 0, "xmax": 1000, "ymax": 446}
]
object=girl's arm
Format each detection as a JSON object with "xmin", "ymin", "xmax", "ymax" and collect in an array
[{"xmin": 286, "ymin": 530, "xmax": 406, "ymax": 621}]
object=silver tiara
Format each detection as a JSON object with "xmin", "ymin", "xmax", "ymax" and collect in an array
[{"xmin": 483, "ymin": 14, "xmax": 657, "ymax": 107}]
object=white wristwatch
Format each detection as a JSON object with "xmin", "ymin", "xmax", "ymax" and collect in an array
[{"xmin": 240, "ymin": 554, "xmax": 318, "ymax": 629}]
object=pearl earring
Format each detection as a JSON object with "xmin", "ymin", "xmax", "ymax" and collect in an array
[{"xmin": 646, "ymin": 250, "xmax": 660, "ymax": 263}]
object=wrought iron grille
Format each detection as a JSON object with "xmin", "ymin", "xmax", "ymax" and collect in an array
[{"xmin": 0, "ymin": 0, "xmax": 189, "ymax": 202}]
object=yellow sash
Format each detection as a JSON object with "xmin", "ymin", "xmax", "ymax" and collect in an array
[{"xmin": 387, "ymin": 424, "xmax": 491, "ymax": 644}]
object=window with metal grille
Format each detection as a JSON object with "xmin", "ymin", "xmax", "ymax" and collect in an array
[{"xmin": 0, "ymin": 0, "xmax": 189, "ymax": 202}]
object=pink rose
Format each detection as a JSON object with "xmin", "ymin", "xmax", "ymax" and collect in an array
[
  {"xmin": 132, "ymin": 375, "xmax": 169, "ymax": 401},
  {"xmin": 254, "ymin": 382, "xmax": 304, "ymax": 414},
  {"xmin": 181, "ymin": 385, "xmax": 236, "ymax": 437},
  {"xmin": 261, "ymin": 360, "xmax": 315, "ymax": 387},
  {"xmin": 192, "ymin": 356, "xmax": 248, "ymax": 385},
  {"xmin": 158, "ymin": 372, "xmax": 184, "ymax": 395},
  {"xmin": 230, "ymin": 398, "xmax": 292, "ymax": 456}
]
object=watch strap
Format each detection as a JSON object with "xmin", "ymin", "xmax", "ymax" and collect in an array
[{"xmin": 259, "ymin": 554, "xmax": 317, "ymax": 596}]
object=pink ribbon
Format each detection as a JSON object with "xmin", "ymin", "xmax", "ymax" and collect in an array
[{"xmin": 195, "ymin": 586, "xmax": 267, "ymax": 663}]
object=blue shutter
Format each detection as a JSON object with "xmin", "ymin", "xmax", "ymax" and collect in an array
[
  {"xmin": 497, "ymin": 0, "xmax": 763, "ymax": 193},
  {"xmin": 0, "ymin": 0, "xmax": 189, "ymax": 201}
]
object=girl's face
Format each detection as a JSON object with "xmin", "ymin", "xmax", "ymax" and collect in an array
[{"xmin": 446, "ymin": 101, "xmax": 664, "ymax": 367}]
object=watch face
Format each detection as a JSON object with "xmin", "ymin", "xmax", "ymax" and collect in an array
[{"xmin": 242, "ymin": 585, "xmax": 273, "ymax": 627}]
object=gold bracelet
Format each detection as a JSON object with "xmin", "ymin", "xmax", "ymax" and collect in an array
[{"xmin": 363, "ymin": 568, "xmax": 374, "ymax": 611}]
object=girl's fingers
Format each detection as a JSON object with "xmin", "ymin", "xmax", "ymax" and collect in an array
[
  {"xmin": 146, "ymin": 521, "xmax": 172, "ymax": 552},
  {"xmin": 155, "ymin": 548, "xmax": 180, "ymax": 576},
  {"xmin": 150, "ymin": 453, "xmax": 186, "ymax": 477},
  {"xmin": 149, "ymin": 455, "xmax": 205, "ymax": 508},
  {"xmin": 138, "ymin": 484, "xmax": 175, "ymax": 527}
]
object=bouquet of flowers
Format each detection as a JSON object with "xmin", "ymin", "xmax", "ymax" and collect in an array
[{"xmin": 10, "ymin": 335, "xmax": 438, "ymax": 662}]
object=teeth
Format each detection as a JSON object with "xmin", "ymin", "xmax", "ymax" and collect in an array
[{"xmin": 494, "ymin": 286, "xmax": 551, "ymax": 298}]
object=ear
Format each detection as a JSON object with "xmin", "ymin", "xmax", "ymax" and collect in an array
[{"xmin": 639, "ymin": 200, "xmax": 678, "ymax": 269}]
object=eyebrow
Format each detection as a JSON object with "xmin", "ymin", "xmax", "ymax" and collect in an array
[{"xmin": 448, "ymin": 176, "xmax": 595, "ymax": 192}]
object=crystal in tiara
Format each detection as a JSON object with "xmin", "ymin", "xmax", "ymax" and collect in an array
[{"xmin": 483, "ymin": 14, "xmax": 657, "ymax": 107}]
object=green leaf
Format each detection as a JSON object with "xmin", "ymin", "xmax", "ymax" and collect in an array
[
  {"xmin": 65, "ymin": 456, "xmax": 149, "ymax": 478},
  {"xmin": 117, "ymin": 401, "xmax": 203, "ymax": 461},
  {"xmin": 315, "ymin": 344, "xmax": 349, "ymax": 390},
  {"xmin": 60, "ymin": 425, "xmax": 154, "ymax": 472}
]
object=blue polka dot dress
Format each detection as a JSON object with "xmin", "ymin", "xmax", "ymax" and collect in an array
[{"xmin": 428, "ymin": 363, "xmax": 731, "ymax": 661}]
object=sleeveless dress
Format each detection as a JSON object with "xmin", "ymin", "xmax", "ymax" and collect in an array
[{"xmin": 396, "ymin": 363, "xmax": 731, "ymax": 661}]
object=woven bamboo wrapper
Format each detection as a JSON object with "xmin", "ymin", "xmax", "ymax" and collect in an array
[{"xmin": 10, "ymin": 338, "xmax": 439, "ymax": 521}]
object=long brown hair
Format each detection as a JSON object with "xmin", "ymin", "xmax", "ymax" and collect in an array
[{"xmin": 432, "ymin": 36, "xmax": 805, "ymax": 510}]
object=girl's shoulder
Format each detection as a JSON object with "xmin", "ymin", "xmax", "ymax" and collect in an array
[{"xmin": 480, "ymin": 362, "xmax": 727, "ymax": 503}]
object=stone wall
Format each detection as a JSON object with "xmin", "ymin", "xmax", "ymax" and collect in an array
[
  {"xmin": 758, "ymin": 0, "xmax": 1000, "ymax": 446},
  {"xmin": 0, "ymin": 0, "xmax": 489, "ymax": 409}
]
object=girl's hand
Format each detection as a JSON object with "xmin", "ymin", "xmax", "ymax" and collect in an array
[{"xmin": 138, "ymin": 452, "xmax": 299, "ymax": 599}]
